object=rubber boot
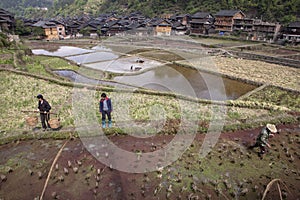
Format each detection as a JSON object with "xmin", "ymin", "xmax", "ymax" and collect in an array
[
  {"xmin": 102, "ymin": 120, "xmax": 106, "ymax": 128},
  {"xmin": 108, "ymin": 121, "xmax": 112, "ymax": 128}
]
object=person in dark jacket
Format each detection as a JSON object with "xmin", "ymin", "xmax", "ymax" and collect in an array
[
  {"xmin": 37, "ymin": 94, "xmax": 51, "ymax": 130},
  {"xmin": 99, "ymin": 93, "xmax": 113, "ymax": 128},
  {"xmin": 249, "ymin": 124, "xmax": 277, "ymax": 158}
]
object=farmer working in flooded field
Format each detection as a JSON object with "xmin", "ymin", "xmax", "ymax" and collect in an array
[
  {"xmin": 99, "ymin": 93, "xmax": 113, "ymax": 128},
  {"xmin": 37, "ymin": 94, "xmax": 51, "ymax": 131},
  {"xmin": 249, "ymin": 124, "xmax": 278, "ymax": 158}
]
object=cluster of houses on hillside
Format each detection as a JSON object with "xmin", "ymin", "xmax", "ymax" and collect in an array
[
  {"xmin": 0, "ymin": 8, "xmax": 16, "ymax": 33},
  {"xmin": 1, "ymin": 8, "xmax": 300, "ymax": 44}
]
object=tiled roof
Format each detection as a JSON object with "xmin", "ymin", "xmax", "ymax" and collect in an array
[
  {"xmin": 288, "ymin": 21, "xmax": 300, "ymax": 28},
  {"xmin": 191, "ymin": 12, "xmax": 211, "ymax": 19},
  {"xmin": 32, "ymin": 21, "xmax": 57, "ymax": 28},
  {"xmin": 215, "ymin": 10, "xmax": 244, "ymax": 17}
]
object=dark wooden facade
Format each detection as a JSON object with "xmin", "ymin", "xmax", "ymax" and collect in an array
[
  {"xmin": 283, "ymin": 21, "xmax": 300, "ymax": 42},
  {"xmin": 233, "ymin": 18, "xmax": 254, "ymax": 32},
  {"xmin": 190, "ymin": 12, "xmax": 214, "ymax": 35},
  {"xmin": 253, "ymin": 19, "xmax": 281, "ymax": 40},
  {"xmin": 0, "ymin": 8, "xmax": 15, "ymax": 32},
  {"xmin": 175, "ymin": 14, "xmax": 191, "ymax": 26},
  {"xmin": 215, "ymin": 10, "xmax": 245, "ymax": 32}
]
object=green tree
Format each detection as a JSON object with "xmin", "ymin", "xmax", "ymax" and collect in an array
[
  {"xmin": 0, "ymin": 32, "xmax": 11, "ymax": 48},
  {"xmin": 31, "ymin": 27, "xmax": 45, "ymax": 37},
  {"xmin": 15, "ymin": 19, "xmax": 32, "ymax": 36},
  {"xmin": 1, "ymin": 0, "xmax": 299, "ymax": 24}
]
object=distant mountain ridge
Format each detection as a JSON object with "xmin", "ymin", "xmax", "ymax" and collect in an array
[{"xmin": 1, "ymin": 0, "xmax": 299, "ymax": 24}]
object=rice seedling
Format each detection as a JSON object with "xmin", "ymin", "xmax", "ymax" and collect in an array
[
  {"xmin": 213, "ymin": 56, "xmax": 300, "ymax": 91},
  {"xmin": 245, "ymin": 86, "xmax": 300, "ymax": 111}
]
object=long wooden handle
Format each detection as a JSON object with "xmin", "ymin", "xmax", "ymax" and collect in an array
[{"xmin": 21, "ymin": 110, "xmax": 58, "ymax": 115}]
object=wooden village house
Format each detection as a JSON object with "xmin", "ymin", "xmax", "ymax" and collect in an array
[
  {"xmin": 50, "ymin": 20, "xmax": 66, "ymax": 38},
  {"xmin": 12, "ymin": 10, "xmax": 292, "ymax": 44},
  {"xmin": 0, "ymin": 8, "xmax": 15, "ymax": 33},
  {"xmin": 66, "ymin": 21, "xmax": 82, "ymax": 36},
  {"xmin": 126, "ymin": 21, "xmax": 152, "ymax": 36},
  {"xmin": 233, "ymin": 18, "xmax": 254, "ymax": 33},
  {"xmin": 190, "ymin": 12, "xmax": 214, "ymax": 35},
  {"xmin": 174, "ymin": 14, "xmax": 191, "ymax": 26},
  {"xmin": 32, "ymin": 21, "xmax": 66, "ymax": 40},
  {"xmin": 154, "ymin": 19, "xmax": 172, "ymax": 36},
  {"xmin": 253, "ymin": 19, "xmax": 281, "ymax": 41},
  {"xmin": 214, "ymin": 10, "xmax": 246, "ymax": 33},
  {"xmin": 282, "ymin": 21, "xmax": 300, "ymax": 43},
  {"xmin": 172, "ymin": 21, "xmax": 188, "ymax": 35}
]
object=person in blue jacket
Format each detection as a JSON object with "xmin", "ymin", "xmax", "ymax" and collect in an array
[{"xmin": 99, "ymin": 93, "xmax": 113, "ymax": 128}]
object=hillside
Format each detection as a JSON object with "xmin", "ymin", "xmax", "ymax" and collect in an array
[
  {"xmin": 1, "ymin": 0, "xmax": 300, "ymax": 25},
  {"xmin": 0, "ymin": 0, "xmax": 53, "ymax": 17}
]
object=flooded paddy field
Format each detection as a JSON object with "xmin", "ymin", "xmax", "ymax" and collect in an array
[
  {"xmin": 113, "ymin": 64, "xmax": 256, "ymax": 100},
  {"xmin": 32, "ymin": 42, "xmax": 258, "ymax": 100}
]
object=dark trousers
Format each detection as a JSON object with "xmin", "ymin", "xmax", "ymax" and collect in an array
[
  {"xmin": 40, "ymin": 113, "xmax": 50, "ymax": 129},
  {"xmin": 101, "ymin": 111, "xmax": 111, "ymax": 121},
  {"xmin": 249, "ymin": 142, "xmax": 266, "ymax": 154}
]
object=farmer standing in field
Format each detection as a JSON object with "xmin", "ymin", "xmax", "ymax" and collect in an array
[
  {"xmin": 37, "ymin": 94, "xmax": 51, "ymax": 131},
  {"xmin": 249, "ymin": 124, "xmax": 278, "ymax": 158},
  {"xmin": 99, "ymin": 93, "xmax": 113, "ymax": 128}
]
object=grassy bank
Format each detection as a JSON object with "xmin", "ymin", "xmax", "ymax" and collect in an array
[
  {"xmin": 0, "ymin": 69, "xmax": 298, "ymax": 139},
  {"xmin": 0, "ymin": 40, "xmax": 299, "ymax": 140}
]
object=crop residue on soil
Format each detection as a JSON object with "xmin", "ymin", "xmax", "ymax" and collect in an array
[{"xmin": 0, "ymin": 124, "xmax": 299, "ymax": 199}]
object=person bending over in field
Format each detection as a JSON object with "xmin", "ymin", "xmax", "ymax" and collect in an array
[{"xmin": 249, "ymin": 124, "xmax": 278, "ymax": 158}]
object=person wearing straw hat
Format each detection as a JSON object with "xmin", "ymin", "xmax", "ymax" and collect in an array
[
  {"xmin": 249, "ymin": 124, "xmax": 278, "ymax": 158},
  {"xmin": 37, "ymin": 94, "xmax": 51, "ymax": 131}
]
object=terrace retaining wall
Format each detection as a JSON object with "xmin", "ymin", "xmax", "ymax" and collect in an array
[{"xmin": 229, "ymin": 51, "xmax": 300, "ymax": 68}]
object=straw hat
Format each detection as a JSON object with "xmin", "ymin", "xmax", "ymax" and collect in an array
[{"xmin": 266, "ymin": 124, "xmax": 277, "ymax": 133}]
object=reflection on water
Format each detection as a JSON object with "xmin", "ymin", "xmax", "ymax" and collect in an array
[
  {"xmin": 34, "ymin": 45, "xmax": 256, "ymax": 100},
  {"xmin": 54, "ymin": 70, "xmax": 136, "ymax": 89},
  {"xmin": 66, "ymin": 52, "xmax": 119, "ymax": 64},
  {"xmin": 54, "ymin": 70, "xmax": 98, "ymax": 84},
  {"xmin": 91, "ymin": 45, "xmax": 112, "ymax": 51},
  {"xmin": 114, "ymin": 65, "xmax": 257, "ymax": 100},
  {"xmin": 32, "ymin": 46, "xmax": 94, "ymax": 57},
  {"xmin": 85, "ymin": 56, "xmax": 162, "ymax": 73}
]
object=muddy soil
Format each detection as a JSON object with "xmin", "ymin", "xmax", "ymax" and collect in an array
[{"xmin": 0, "ymin": 123, "xmax": 299, "ymax": 200}]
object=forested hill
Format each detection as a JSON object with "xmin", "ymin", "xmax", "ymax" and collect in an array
[
  {"xmin": 0, "ymin": 0, "xmax": 53, "ymax": 16},
  {"xmin": 1, "ymin": 0, "xmax": 299, "ymax": 24}
]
